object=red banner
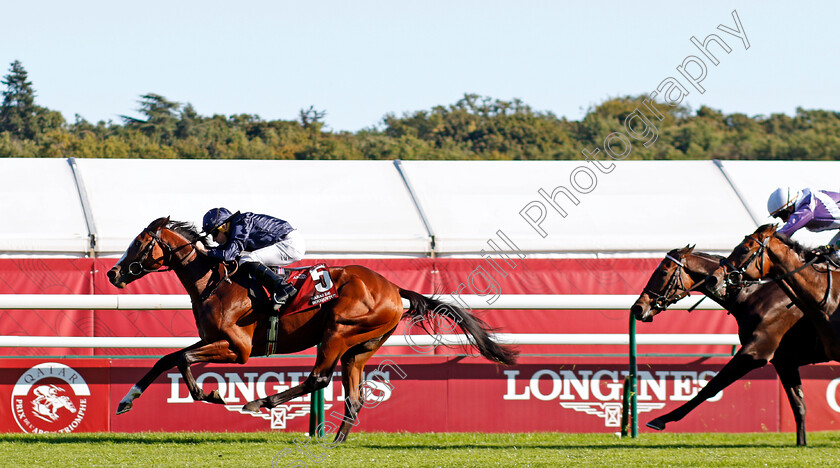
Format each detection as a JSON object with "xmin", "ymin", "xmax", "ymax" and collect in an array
[
  {"xmin": 2, "ymin": 257, "xmax": 836, "ymax": 435},
  {"xmin": 2, "ymin": 357, "xmax": 839, "ymax": 435}
]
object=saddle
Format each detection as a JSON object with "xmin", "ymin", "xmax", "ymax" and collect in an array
[{"xmin": 257, "ymin": 264, "xmax": 338, "ymax": 355}]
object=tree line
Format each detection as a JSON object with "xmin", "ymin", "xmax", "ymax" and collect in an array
[{"xmin": 2, "ymin": 60, "xmax": 839, "ymax": 160}]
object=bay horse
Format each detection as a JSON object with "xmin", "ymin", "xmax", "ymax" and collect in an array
[
  {"xmin": 718, "ymin": 223, "xmax": 840, "ymax": 361},
  {"xmin": 631, "ymin": 245, "xmax": 826, "ymax": 446},
  {"xmin": 106, "ymin": 217, "xmax": 517, "ymax": 442}
]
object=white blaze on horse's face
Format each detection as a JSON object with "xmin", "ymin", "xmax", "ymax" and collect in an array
[{"xmin": 108, "ymin": 235, "xmax": 153, "ymax": 288}]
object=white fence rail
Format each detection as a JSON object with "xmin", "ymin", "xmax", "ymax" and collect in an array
[
  {"xmin": 0, "ymin": 294, "xmax": 722, "ymax": 310},
  {"xmin": 0, "ymin": 294, "xmax": 734, "ymax": 349}
]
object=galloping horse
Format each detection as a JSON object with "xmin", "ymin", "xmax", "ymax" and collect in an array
[
  {"xmin": 719, "ymin": 223, "xmax": 840, "ymax": 361},
  {"xmin": 632, "ymin": 245, "xmax": 826, "ymax": 446},
  {"xmin": 107, "ymin": 217, "xmax": 517, "ymax": 442}
]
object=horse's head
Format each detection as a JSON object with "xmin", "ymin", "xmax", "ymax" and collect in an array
[
  {"xmin": 715, "ymin": 224, "xmax": 778, "ymax": 293},
  {"xmin": 56, "ymin": 395, "xmax": 76, "ymax": 413},
  {"xmin": 632, "ymin": 245, "xmax": 696, "ymax": 322},
  {"xmin": 108, "ymin": 217, "xmax": 173, "ymax": 288}
]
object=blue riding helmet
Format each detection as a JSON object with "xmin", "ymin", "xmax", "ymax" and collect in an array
[{"xmin": 202, "ymin": 207, "xmax": 233, "ymax": 235}]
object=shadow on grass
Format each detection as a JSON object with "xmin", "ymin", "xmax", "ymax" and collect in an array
[
  {"xmin": 0, "ymin": 433, "xmax": 293, "ymax": 445},
  {"xmin": 355, "ymin": 442, "xmax": 818, "ymax": 450}
]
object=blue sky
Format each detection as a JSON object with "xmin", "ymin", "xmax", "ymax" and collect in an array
[{"xmin": 3, "ymin": 1, "xmax": 838, "ymax": 132}]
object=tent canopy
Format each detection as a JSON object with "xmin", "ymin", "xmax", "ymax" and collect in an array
[{"xmin": 1, "ymin": 158, "xmax": 836, "ymax": 257}]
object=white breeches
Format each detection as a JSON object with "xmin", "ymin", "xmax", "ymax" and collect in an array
[{"xmin": 239, "ymin": 230, "xmax": 306, "ymax": 267}]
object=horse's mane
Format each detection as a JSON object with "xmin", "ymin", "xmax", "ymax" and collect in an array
[
  {"xmin": 692, "ymin": 251, "xmax": 724, "ymax": 262},
  {"xmin": 167, "ymin": 220, "xmax": 203, "ymax": 243},
  {"xmin": 666, "ymin": 247, "xmax": 724, "ymax": 263},
  {"xmin": 773, "ymin": 232, "xmax": 818, "ymax": 262}
]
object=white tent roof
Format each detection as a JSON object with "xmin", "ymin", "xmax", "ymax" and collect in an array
[
  {"xmin": 73, "ymin": 159, "xmax": 430, "ymax": 255},
  {"xmin": 0, "ymin": 159, "xmax": 90, "ymax": 254},
  {"xmin": 2, "ymin": 158, "xmax": 839, "ymax": 257},
  {"xmin": 401, "ymin": 160, "xmax": 757, "ymax": 254}
]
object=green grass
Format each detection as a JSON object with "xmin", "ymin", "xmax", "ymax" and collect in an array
[{"xmin": 0, "ymin": 431, "xmax": 839, "ymax": 467}]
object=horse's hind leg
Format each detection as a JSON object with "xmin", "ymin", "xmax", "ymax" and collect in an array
[
  {"xmin": 333, "ymin": 330, "xmax": 397, "ymax": 443},
  {"xmin": 774, "ymin": 362, "xmax": 807, "ymax": 446},
  {"xmin": 116, "ymin": 340, "xmax": 204, "ymax": 415},
  {"xmin": 243, "ymin": 338, "xmax": 346, "ymax": 413}
]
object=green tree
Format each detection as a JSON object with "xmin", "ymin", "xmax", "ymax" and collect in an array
[
  {"xmin": 121, "ymin": 93, "xmax": 181, "ymax": 144},
  {"xmin": 0, "ymin": 60, "xmax": 39, "ymax": 139}
]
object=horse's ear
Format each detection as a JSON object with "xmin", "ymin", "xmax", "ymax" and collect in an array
[
  {"xmin": 147, "ymin": 216, "xmax": 170, "ymax": 232},
  {"xmin": 158, "ymin": 216, "xmax": 171, "ymax": 233},
  {"xmin": 687, "ymin": 244, "xmax": 695, "ymax": 253}
]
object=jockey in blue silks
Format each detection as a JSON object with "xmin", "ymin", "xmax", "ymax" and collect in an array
[{"xmin": 196, "ymin": 207, "xmax": 305, "ymax": 308}]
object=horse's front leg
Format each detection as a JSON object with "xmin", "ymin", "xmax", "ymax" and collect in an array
[
  {"xmin": 646, "ymin": 352, "xmax": 768, "ymax": 430},
  {"xmin": 117, "ymin": 340, "xmax": 204, "ymax": 415},
  {"xmin": 177, "ymin": 339, "xmax": 244, "ymax": 404}
]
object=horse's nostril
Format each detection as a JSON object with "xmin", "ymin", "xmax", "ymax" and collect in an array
[
  {"xmin": 107, "ymin": 269, "xmax": 117, "ymax": 281},
  {"xmin": 705, "ymin": 275, "xmax": 719, "ymax": 288},
  {"xmin": 630, "ymin": 304, "xmax": 643, "ymax": 318}
]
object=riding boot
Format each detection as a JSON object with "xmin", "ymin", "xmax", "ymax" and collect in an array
[{"xmin": 241, "ymin": 262, "xmax": 298, "ymax": 309}]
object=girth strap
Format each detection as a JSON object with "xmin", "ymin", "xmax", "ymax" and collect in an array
[{"xmin": 265, "ymin": 314, "xmax": 279, "ymax": 356}]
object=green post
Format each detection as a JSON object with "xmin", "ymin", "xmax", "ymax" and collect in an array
[
  {"xmin": 629, "ymin": 312, "xmax": 638, "ymax": 438},
  {"xmin": 620, "ymin": 376, "xmax": 631, "ymax": 437},
  {"xmin": 316, "ymin": 385, "xmax": 325, "ymax": 437},
  {"xmin": 308, "ymin": 344, "xmax": 326, "ymax": 438}
]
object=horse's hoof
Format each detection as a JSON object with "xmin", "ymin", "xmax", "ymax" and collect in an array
[
  {"xmin": 646, "ymin": 418, "xmax": 666, "ymax": 431},
  {"xmin": 243, "ymin": 400, "xmax": 262, "ymax": 413},
  {"xmin": 116, "ymin": 401, "xmax": 132, "ymax": 415},
  {"xmin": 207, "ymin": 390, "xmax": 226, "ymax": 405}
]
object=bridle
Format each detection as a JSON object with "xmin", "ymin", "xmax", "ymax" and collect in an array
[
  {"xmin": 126, "ymin": 227, "xmax": 196, "ymax": 277},
  {"xmin": 722, "ymin": 233, "xmax": 834, "ymax": 308},
  {"xmin": 720, "ymin": 234, "xmax": 770, "ymax": 288},
  {"xmin": 721, "ymin": 233, "xmax": 829, "ymax": 288},
  {"xmin": 644, "ymin": 254, "xmax": 692, "ymax": 310}
]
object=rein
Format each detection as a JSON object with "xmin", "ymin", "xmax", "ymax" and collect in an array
[
  {"xmin": 127, "ymin": 228, "xmax": 196, "ymax": 277},
  {"xmin": 724, "ymin": 233, "xmax": 837, "ymax": 308},
  {"xmin": 198, "ymin": 261, "xmax": 239, "ymax": 302},
  {"xmin": 126, "ymin": 225, "xmax": 238, "ymax": 303},
  {"xmin": 723, "ymin": 234, "xmax": 829, "ymax": 287}
]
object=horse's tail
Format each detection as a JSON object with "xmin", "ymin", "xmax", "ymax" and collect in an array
[{"xmin": 399, "ymin": 288, "xmax": 518, "ymax": 365}]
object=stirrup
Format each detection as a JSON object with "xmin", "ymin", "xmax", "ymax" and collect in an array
[{"xmin": 271, "ymin": 284, "xmax": 297, "ymax": 309}]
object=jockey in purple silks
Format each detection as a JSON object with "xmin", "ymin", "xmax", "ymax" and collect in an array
[
  {"xmin": 195, "ymin": 207, "xmax": 304, "ymax": 309},
  {"xmin": 767, "ymin": 187, "xmax": 840, "ymax": 247}
]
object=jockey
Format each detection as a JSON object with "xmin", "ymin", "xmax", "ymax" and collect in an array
[
  {"xmin": 196, "ymin": 207, "xmax": 304, "ymax": 309},
  {"xmin": 767, "ymin": 187, "xmax": 840, "ymax": 247}
]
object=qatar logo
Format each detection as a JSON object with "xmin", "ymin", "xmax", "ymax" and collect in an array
[{"xmin": 12, "ymin": 363, "xmax": 90, "ymax": 433}]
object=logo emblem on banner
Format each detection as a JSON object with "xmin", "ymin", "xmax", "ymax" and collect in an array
[
  {"xmin": 559, "ymin": 402, "xmax": 664, "ymax": 427},
  {"xmin": 12, "ymin": 362, "xmax": 90, "ymax": 433},
  {"xmin": 224, "ymin": 402, "xmax": 334, "ymax": 429}
]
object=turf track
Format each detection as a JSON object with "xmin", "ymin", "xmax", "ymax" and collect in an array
[{"xmin": 1, "ymin": 431, "xmax": 839, "ymax": 467}]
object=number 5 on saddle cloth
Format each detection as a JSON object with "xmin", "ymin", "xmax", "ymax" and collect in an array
[{"xmin": 258, "ymin": 264, "xmax": 338, "ymax": 355}]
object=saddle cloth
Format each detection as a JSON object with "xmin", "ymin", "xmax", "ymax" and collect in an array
[
  {"xmin": 264, "ymin": 264, "xmax": 338, "ymax": 356},
  {"xmin": 280, "ymin": 263, "xmax": 338, "ymax": 316}
]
